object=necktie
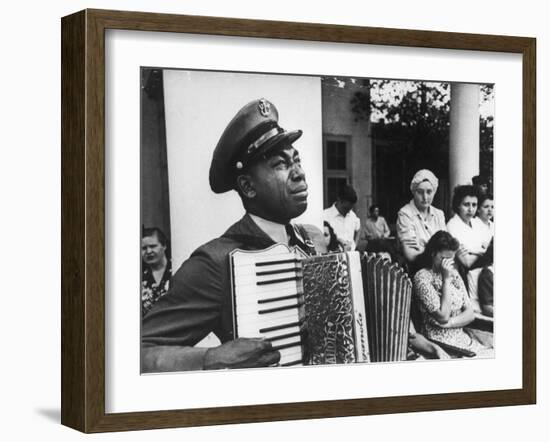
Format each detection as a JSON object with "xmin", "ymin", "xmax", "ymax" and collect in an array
[{"xmin": 285, "ymin": 224, "xmax": 308, "ymax": 253}]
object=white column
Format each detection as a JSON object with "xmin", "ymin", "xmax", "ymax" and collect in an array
[{"xmin": 449, "ymin": 83, "xmax": 480, "ymax": 194}]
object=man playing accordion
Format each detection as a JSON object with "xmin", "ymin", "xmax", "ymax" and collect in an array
[{"xmin": 142, "ymin": 98, "xmax": 322, "ymax": 372}]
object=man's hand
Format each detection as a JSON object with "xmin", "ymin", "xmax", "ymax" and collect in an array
[{"xmin": 203, "ymin": 338, "xmax": 281, "ymax": 370}]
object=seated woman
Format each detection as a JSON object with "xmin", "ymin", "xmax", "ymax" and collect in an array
[
  {"xmin": 364, "ymin": 204, "xmax": 399, "ymax": 261},
  {"xmin": 477, "ymin": 193, "xmax": 494, "ymax": 238},
  {"xmin": 396, "ymin": 169, "xmax": 446, "ymax": 274},
  {"xmin": 447, "ymin": 186, "xmax": 491, "ymax": 310},
  {"xmin": 322, "ymin": 221, "xmax": 344, "ymax": 253},
  {"xmin": 447, "ymin": 185, "xmax": 489, "ymax": 270},
  {"xmin": 413, "ymin": 231, "xmax": 492, "ymax": 357},
  {"xmin": 141, "ymin": 227, "xmax": 172, "ymax": 316},
  {"xmin": 476, "ymin": 193, "xmax": 494, "ymax": 266}
]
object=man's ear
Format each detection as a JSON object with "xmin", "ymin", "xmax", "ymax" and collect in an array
[{"xmin": 236, "ymin": 174, "xmax": 256, "ymax": 199}]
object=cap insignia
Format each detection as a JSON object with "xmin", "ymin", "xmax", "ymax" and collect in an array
[{"xmin": 258, "ymin": 99, "xmax": 271, "ymax": 117}]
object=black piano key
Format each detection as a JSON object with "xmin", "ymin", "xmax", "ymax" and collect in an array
[
  {"xmin": 256, "ymin": 267, "xmax": 298, "ymax": 276},
  {"xmin": 265, "ymin": 331, "xmax": 301, "ymax": 342},
  {"xmin": 257, "ymin": 294, "xmax": 299, "ymax": 304},
  {"xmin": 255, "ymin": 258, "xmax": 298, "ymax": 267},
  {"xmin": 280, "ymin": 359, "xmax": 303, "ymax": 367},
  {"xmin": 258, "ymin": 303, "xmax": 301, "ymax": 315},
  {"xmin": 272, "ymin": 340, "xmax": 302, "ymax": 351},
  {"xmin": 259, "ymin": 321, "xmax": 301, "ymax": 334},
  {"xmin": 257, "ymin": 276, "xmax": 300, "ymax": 286}
]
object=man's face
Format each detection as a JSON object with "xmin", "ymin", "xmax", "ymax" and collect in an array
[
  {"xmin": 336, "ymin": 199, "xmax": 354, "ymax": 216},
  {"xmin": 244, "ymin": 146, "xmax": 308, "ymax": 223},
  {"xmin": 141, "ymin": 234, "xmax": 167, "ymax": 266}
]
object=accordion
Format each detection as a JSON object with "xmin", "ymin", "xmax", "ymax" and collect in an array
[{"xmin": 230, "ymin": 244, "xmax": 412, "ymax": 366}]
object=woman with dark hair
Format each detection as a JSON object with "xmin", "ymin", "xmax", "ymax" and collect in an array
[
  {"xmin": 141, "ymin": 227, "xmax": 172, "ymax": 316},
  {"xmin": 413, "ymin": 231, "xmax": 491, "ymax": 356},
  {"xmin": 477, "ymin": 193, "xmax": 494, "ymax": 242},
  {"xmin": 322, "ymin": 221, "xmax": 344, "ymax": 253},
  {"xmin": 447, "ymin": 185, "xmax": 489, "ymax": 270}
]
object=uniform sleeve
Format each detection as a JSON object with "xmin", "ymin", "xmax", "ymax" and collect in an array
[
  {"xmin": 413, "ymin": 270, "xmax": 441, "ymax": 314},
  {"xmin": 142, "ymin": 250, "xmax": 224, "ymax": 347}
]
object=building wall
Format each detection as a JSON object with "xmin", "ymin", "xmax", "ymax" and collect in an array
[
  {"xmin": 140, "ymin": 69, "xmax": 171, "ymax": 240},
  {"xmin": 322, "ymin": 79, "xmax": 372, "ymax": 232}
]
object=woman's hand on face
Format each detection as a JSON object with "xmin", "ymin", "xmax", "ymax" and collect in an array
[{"xmin": 441, "ymin": 257, "xmax": 455, "ymax": 279}]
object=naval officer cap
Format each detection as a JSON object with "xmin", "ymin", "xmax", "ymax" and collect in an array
[{"xmin": 209, "ymin": 98, "xmax": 303, "ymax": 193}]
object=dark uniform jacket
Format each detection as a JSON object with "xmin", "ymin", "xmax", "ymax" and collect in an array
[{"xmin": 142, "ymin": 214, "xmax": 317, "ymax": 348}]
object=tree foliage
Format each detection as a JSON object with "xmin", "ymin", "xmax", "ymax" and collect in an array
[{"xmin": 350, "ymin": 79, "xmax": 494, "ymax": 183}]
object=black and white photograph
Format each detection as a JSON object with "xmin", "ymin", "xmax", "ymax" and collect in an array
[{"xmin": 140, "ymin": 68, "xmax": 495, "ymax": 372}]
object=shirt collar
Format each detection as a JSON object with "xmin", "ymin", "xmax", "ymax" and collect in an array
[
  {"xmin": 408, "ymin": 199, "xmax": 434, "ymax": 219},
  {"xmin": 248, "ymin": 213, "xmax": 288, "ymax": 245},
  {"xmin": 330, "ymin": 203, "xmax": 348, "ymax": 218}
]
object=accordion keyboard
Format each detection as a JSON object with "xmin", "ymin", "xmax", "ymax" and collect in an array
[{"xmin": 231, "ymin": 247, "xmax": 305, "ymax": 366}]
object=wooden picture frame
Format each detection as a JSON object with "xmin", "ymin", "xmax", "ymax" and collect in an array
[{"xmin": 61, "ymin": 9, "xmax": 536, "ymax": 433}]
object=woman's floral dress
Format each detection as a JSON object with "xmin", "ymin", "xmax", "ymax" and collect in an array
[
  {"xmin": 413, "ymin": 268, "xmax": 486, "ymax": 353},
  {"xmin": 141, "ymin": 262, "xmax": 171, "ymax": 316}
]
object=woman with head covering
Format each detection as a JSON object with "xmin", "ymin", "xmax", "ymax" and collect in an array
[{"xmin": 396, "ymin": 169, "xmax": 447, "ymax": 269}]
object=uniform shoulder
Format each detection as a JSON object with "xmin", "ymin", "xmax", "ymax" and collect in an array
[{"xmin": 297, "ymin": 223, "xmax": 325, "ymax": 254}]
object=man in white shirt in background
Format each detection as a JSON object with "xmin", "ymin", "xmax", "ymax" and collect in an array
[{"xmin": 323, "ymin": 184, "xmax": 361, "ymax": 251}]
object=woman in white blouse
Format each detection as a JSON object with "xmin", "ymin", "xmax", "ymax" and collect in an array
[
  {"xmin": 477, "ymin": 193, "xmax": 494, "ymax": 244},
  {"xmin": 446, "ymin": 185, "xmax": 489, "ymax": 270}
]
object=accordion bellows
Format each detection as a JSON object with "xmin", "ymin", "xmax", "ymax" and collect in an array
[
  {"xmin": 230, "ymin": 245, "xmax": 412, "ymax": 366},
  {"xmin": 362, "ymin": 255, "xmax": 413, "ymax": 362}
]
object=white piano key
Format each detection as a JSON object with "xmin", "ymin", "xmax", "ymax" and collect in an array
[
  {"xmin": 268, "ymin": 336, "xmax": 302, "ymax": 347},
  {"xmin": 237, "ymin": 315, "xmax": 301, "ymax": 336},
  {"xmin": 236, "ymin": 293, "xmax": 300, "ymax": 308},
  {"xmin": 232, "ymin": 271, "xmax": 300, "ymax": 286},
  {"xmin": 233, "ymin": 262, "xmax": 301, "ymax": 275},
  {"xmin": 236, "ymin": 307, "xmax": 300, "ymax": 322},
  {"xmin": 233, "ymin": 284, "xmax": 301, "ymax": 297},
  {"xmin": 278, "ymin": 348, "xmax": 303, "ymax": 364},
  {"xmin": 236, "ymin": 297, "xmax": 300, "ymax": 314},
  {"xmin": 259, "ymin": 325, "xmax": 301, "ymax": 340},
  {"xmin": 232, "ymin": 253, "xmax": 298, "ymax": 267}
]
